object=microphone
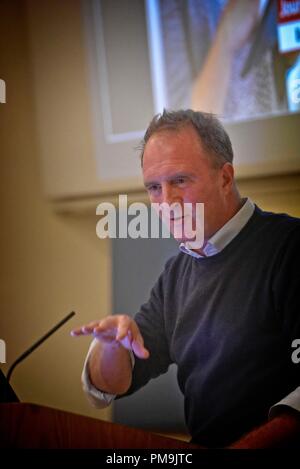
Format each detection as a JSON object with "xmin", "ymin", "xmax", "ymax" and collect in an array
[{"xmin": 6, "ymin": 311, "xmax": 76, "ymax": 383}]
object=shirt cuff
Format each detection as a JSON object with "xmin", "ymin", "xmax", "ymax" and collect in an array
[
  {"xmin": 269, "ymin": 387, "xmax": 300, "ymax": 419},
  {"xmin": 81, "ymin": 338, "xmax": 135, "ymax": 409}
]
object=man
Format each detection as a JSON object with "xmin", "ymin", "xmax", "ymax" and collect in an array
[{"xmin": 72, "ymin": 110, "xmax": 300, "ymax": 448}]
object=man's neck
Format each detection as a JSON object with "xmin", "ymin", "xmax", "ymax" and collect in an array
[{"xmin": 192, "ymin": 195, "xmax": 244, "ymax": 256}]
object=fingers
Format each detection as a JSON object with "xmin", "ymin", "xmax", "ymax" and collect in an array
[
  {"xmin": 115, "ymin": 317, "xmax": 150, "ymax": 359},
  {"xmin": 70, "ymin": 320, "xmax": 100, "ymax": 336},
  {"xmin": 71, "ymin": 317, "xmax": 120, "ymax": 336},
  {"xmin": 115, "ymin": 316, "xmax": 133, "ymax": 341},
  {"xmin": 71, "ymin": 315, "xmax": 150, "ymax": 359},
  {"xmin": 119, "ymin": 322, "xmax": 150, "ymax": 359},
  {"xmin": 132, "ymin": 338, "xmax": 150, "ymax": 359}
]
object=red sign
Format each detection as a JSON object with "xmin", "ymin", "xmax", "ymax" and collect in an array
[{"xmin": 278, "ymin": 0, "xmax": 300, "ymax": 23}]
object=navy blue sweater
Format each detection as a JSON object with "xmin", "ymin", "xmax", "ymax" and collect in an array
[{"xmin": 125, "ymin": 206, "xmax": 300, "ymax": 447}]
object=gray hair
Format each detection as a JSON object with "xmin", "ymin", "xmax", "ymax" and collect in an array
[{"xmin": 140, "ymin": 109, "xmax": 234, "ymax": 168}]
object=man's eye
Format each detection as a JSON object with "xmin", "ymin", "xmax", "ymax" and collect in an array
[
  {"xmin": 148, "ymin": 185, "xmax": 161, "ymax": 193},
  {"xmin": 174, "ymin": 178, "xmax": 186, "ymax": 185}
]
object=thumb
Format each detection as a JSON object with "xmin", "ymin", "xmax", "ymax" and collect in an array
[{"xmin": 131, "ymin": 338, "xmax": 150, "ymax": 359}]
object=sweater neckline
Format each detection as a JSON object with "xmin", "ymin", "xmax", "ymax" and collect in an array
[{"xmin": 189, "ymin": 205, "xmax": 262, "ymax": 263}]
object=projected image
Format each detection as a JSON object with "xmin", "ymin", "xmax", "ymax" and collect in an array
[{"xmin": 147, "ymin": 0, "xmax": 300, "ymax": 122}]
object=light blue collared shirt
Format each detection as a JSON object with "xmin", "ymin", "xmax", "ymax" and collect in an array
[{"xmin": 179, "ymin": 197, "xmax": 255, "ymax": 259}]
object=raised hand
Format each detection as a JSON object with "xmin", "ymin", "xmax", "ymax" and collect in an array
[{"xmin": 71, "ymin": 314, "xmax": 150, "ymax": 359}]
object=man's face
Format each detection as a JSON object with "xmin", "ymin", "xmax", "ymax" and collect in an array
[{"xmin": 142, "ymin": 125, "xmax": 231, "ymax": 245}]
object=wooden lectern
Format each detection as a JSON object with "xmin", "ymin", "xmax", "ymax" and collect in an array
[{"xmin": 0, "ymin": 403, "xmax": 199, "ymax": 449}]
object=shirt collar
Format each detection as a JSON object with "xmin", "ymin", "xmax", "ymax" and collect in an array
[{"xmin": 180, "ymin": 198, "xmax": 255, "ymax": 259}]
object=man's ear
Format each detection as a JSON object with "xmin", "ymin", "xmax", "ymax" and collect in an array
[{"xmin": 221, "ymin": 163, "xmax": 234, "ymax": 193}]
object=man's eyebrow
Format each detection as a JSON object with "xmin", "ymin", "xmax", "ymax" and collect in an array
[
  {"xmin": 144, "ymin": 172, "xmax": 196, "ymax": 187},
  {"xmin": 169, "ymin": 172, "xmax": 196, "ymax": 179}
]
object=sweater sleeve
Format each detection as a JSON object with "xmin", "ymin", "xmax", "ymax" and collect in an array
[
  {"xmin": 270, "ymin": 224, "xmax": 300, "ymax": 416},
  {"xmin": 272, "ymin": 224, "xmax": 300, "ymax": 345}
]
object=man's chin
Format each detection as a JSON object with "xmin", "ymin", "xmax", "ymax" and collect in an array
[
  {"xmin": 171, "ymin": 232, "xmax": 205, "ymax": 250},
  {"xmin": 172, "ymin": 233, "xmax": 196, "ymax": 244}
]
